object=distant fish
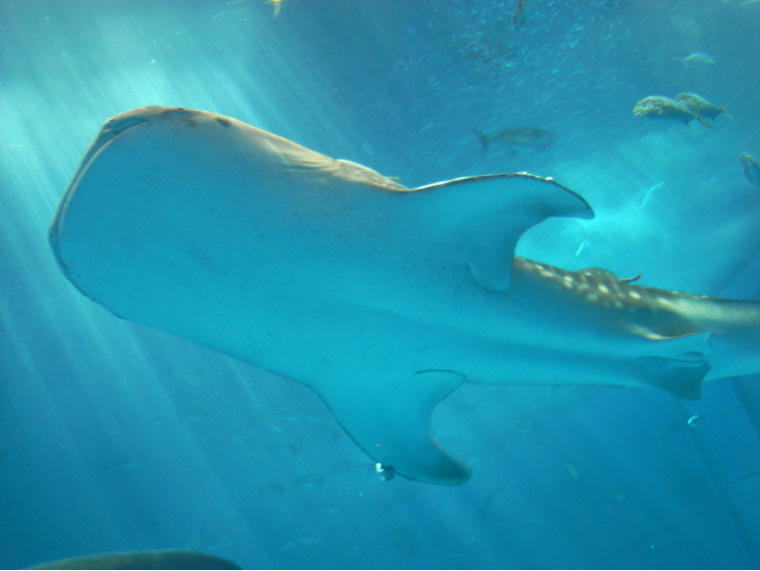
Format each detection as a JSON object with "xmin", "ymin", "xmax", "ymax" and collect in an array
[
  {"xmin": 633, "ymin": 95, "xmax": 711, "ymax": 128},
  {"xmin": 455, "ymin": 395, "xmax": 498, "ymax": 409},
  {"xmin": 291, "ymin": 474, "xmax": 325, "ymax": 489},
  {"xmin": 263, "ymin": 0, "xmax": 287, "ymax": 18},
  {"xmin": 102, "ymin": 456, "xmax": 142, "ymax": 472},
  {"xmin": 27, "ymin": 549, "xmax": 241, "ymax": 570},
  {"xmin": 305, "ymin": 503, "xmax": 342, "ymax": 516},
  {"xmin": 471, "ymin": 126, "xmax": 554, "ymax": 155},
  {"xmin": 637, "ymin": 180, "xmax": 664, "ymax": 208},
  {"xmin": 661, "ymin": 408, "xmax": 741, "ymax": 440},
  {"xmin": 611, "ymin": 486, "xmax": 626, "ymax": 502},
  {"xmin": 376, "ymin": 462, "xmax": 396, "ymax": 481},
  {"xmin": 732, "ymin": 468, "xmax": 760, "ymax": 484},
  {"xmin": 675, "ymin": 52, "xmax": 715, "ymax": 68},
  {"xmin": 741, "ymin": 153, "xmax": 760, "ymax": 188},
  {"xmin": 295, "ymin": 535, "xmax": 326, "ymax": 547},
  {"xmin": 675, "ymin": 93, "xmax": 733, "ymax": 121},
  {"xmin": 564, "ymin": 463, "xmax": 580, "ymax": 479},
  {"xmin": 179, "ymin": 409, "xmax": 211, "ymax": 423},
  {"xmin": 475, "ymin": 486, "xmax": 508, "ymax": 522},
  {"xmin": 258, "ymin": 482, "xmax": 286, "ymax": 495},
  {"xmin": 513, "ymin": 0, "xmax": 527, "ymax": 28}
]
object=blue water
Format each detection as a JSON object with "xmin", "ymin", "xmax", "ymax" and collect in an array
[{"xmin": 2, "ymin": 0, "xmax": 760, "ymax": 568}]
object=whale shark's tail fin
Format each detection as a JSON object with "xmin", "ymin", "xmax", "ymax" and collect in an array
[{"xmin": 470, "ymin": 128, "xmax": 490, "ymax": 155}]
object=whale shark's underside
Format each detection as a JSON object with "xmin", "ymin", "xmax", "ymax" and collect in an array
[{"xmin": 49, "ymin": 106, "xmax": 760, "ymax": 484}]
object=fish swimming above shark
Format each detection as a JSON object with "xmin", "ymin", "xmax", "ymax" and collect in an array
[
  {"xmin": 471, "ymin": 126, "xmax": 554, "ymax": 155},
  {"xmin": 50, "ymin": 106, "xmax": 760, "ymax": 485}
]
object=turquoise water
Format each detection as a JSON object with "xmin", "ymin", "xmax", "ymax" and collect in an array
[{"xmin": 1, "ymin": 0, "xmax": 760, "ymax": 568}]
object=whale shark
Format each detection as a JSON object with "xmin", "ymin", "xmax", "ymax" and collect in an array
[
  {"xmin": 27, "ymin": 549, "xmax": 240, "ymax": 569},
  {"xmin": 49, "ymin": 106, "xmax": 760, "ymax": 484}
]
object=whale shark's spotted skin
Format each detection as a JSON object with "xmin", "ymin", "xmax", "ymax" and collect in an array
[
  {"xmin": 50, "ymin": 106, "xmax": 760, "ymax": 484},
  {"xmin": 516, "ymin": 257, "xmax": 703, "ymax": 333}
]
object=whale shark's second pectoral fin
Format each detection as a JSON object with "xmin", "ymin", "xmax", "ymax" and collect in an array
[
  {"xmin": 412, "ymin": 174, "xmax": 594, "ymax": 292},
  {"xmin": 315, "ymin": 370, "xmax": 471, "ymax": 485},
  {"xmin": 637, "ymin": 332, "xmax": 712, "ymax": 399}
]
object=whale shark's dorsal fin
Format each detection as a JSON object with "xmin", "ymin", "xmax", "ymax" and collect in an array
[
  {"xmin": 303, "ymin": 161, "xmax": 595, "ymax": 292},
  {"xmin": 410, "ymin": 174, "xmax": 594, "ymax": 291}
]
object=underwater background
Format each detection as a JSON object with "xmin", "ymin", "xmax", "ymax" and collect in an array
[{"xmin": 2, "ymin": 0, "xmax": 760, "ymax": 568}]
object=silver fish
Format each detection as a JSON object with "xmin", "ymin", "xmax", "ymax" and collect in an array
[
  {"xmin": 633, "ymin": 96, "xmax": 710, "ymax": 128},
  {"xmin": 674, "ymin": 52, "xmax": 715, "ymax": 67},
  {"xmin": 675, "ymin": 93, "xmax": 733, "ymax": 121}
]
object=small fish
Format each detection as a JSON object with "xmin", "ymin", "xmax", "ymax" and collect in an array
[
  {"xmin": 675, "ymin": 93, "xmax": 733, "ymax": 121},
  {"xmin": 176, "ymin": 368, "xmax": 204, "ymax": 386},
  {"xmin": 675, "ymin": 52, "xmax": 715, "ymax": 68},
  {"xmin": 611, "ymin": 486, "xmax": 626, "ymax": 502},
  {"xmin": 305, "ymin": 503, "xmax": 342, "ymax": 516},
  {"xmin": 376, "ymin": 462, "xmax": 396, "ymax": 481},
  {"xmin": 291, "ymin": 474, "xmax": 325, "ymax": 489},
  {"xmin": 637, "ymin": 180, "xmax": 664, "ymax": 208},
  {"xmin": 633, "ymin": 96, "xmax": 711, "ymax": 128},
  {"xmin": 297, "ymin": 535, "xmax": 326, "ymax": 547},
  {"xmin": 565, "ymin": 463, "xmax": 580, "ymax": 479},
  {"xmin": 265, "ymin": 440, "xmax": 302, "ymax": 454},
  {"xmin": 102, "ymin": 457, "xmax": 142, "ymax": 472},
  {"xmin": 471, "ymin": 126, "xmax": 554, "ymax": 155},
  {"xmin": 741, "ymin": 153, "xmax": 760, "ymax": 188},
  {"xmin": 732, "ymin": 468, "xmax": 760, "ymax": 484},
  {"xmin": 661, "ymin": 408, "xmax": 741, "ymax": 439},
  {"xmin": 513, "ymin": 0, "xmax": 527, "ymax": 28},
  {"xmin": 259, "ymin": 482, "xmax": 286, "ymax": 495},
  {"xmin": 179, "ymin": 409, "xmax": 211, "ymax": 423},
  {"xmin": 263, "ymin": 0, "xmax": 287, "ymax": 18}
]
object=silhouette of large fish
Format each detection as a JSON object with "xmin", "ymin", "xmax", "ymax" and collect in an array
[
  {"xmin": 633, "ymin": 96, "xmax": 711, "ymax": 128},
  {"xmin": 471, "ymin": 126, "xmax": 554, "ymax": 155},
  {"xmin": 28, "ymin": 549, "xmax": 240, "ymax": 569},
  {"xmin": 50, "ymin": 106, "xmax": 760, "ymax": 484},
  {"xmin": 675, "ymin": 93, "xmax": 733, "ymax": 121}
]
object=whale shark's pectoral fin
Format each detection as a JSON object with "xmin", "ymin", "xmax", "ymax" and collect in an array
[
  {"xmin": 412, "ymin": 174, "xmax": 594, "ymax": 292},
  {"xmin": 315, "ymin": 370, "xmax": 471, "ymax": 485},
  {"xmin": 640, "ymin": 355, "xmax": 708, "ymax": 399},
  {"xmin": 637, "ymin": 332, "xmax": 712, "ymax": 399}
]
